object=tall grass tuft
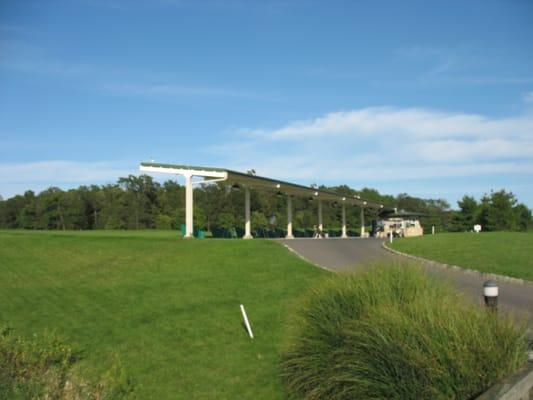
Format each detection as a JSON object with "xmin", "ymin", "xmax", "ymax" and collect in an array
[
  {"xmin": 281, "ymin": 264, "xmax": 528, "ymax": 400},
  {"xmin": 0, "ymin": 325, "xmax": 136, "ymax": 399}
]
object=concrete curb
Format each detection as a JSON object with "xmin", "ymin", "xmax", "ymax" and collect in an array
[
  {"xmin": 281, "ymin": 243, "xmax": 334, "ymax": 273},
  {"xmin": 382, "ymin": 242, "xmax": 532, "ymax": 287},
  {"xmin": 475, "ymin": 360, "xmax": 533, "ymax": 400}
]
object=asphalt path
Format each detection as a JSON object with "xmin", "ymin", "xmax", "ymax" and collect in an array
[{"xmin": 279, "ymin": 237, "xmax": 533, "ymax": 330}]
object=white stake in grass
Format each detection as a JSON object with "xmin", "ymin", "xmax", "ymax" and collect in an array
[{"xmin": 240, "ymin": 304, "xmax": 254, "ymax": 339}]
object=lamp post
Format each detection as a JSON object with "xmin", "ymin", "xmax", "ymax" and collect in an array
[{"xmin": 483, "ymin": 280, "xmax": 498, "ymax": 311}]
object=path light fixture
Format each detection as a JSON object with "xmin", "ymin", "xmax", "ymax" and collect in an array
[{"xmin": 483, "ymin": 280, "xmax": 498, "ymax": 311}]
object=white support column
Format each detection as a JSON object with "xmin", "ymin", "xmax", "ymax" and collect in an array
[
  {"xmin": 243, "ymin": 187, "xmax": 253, "ymax": 239},
  {"xmin": 318, "ymin": 200, "xmax": 323, "ymax": 232},
  {"xmin": 360, "ymin": 207, "xmax": 365, "ymax": 238},
  {"xmin": 184, "ymin": 173, "xmax": 194, "ymax": 239},
  {"xmin": 286, "ymin": 195, "xmax": 294, "ymax": 239},
  {"xmin": 341, "ymin": 203, "xmax": 348, "ymax": 238}
]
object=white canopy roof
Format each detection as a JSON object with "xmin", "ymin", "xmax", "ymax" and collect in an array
[{"xmin": 139, "ymin": 162, "xmax": 389, "ymax": 212}]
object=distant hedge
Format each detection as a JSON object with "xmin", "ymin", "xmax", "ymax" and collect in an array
[{"xmin": 281, "ymin": 265, "xmax": 528, "ymax": 400}]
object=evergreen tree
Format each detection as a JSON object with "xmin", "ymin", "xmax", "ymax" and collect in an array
[
  {"xmin": 487, "ymin": 190, "xmax": 517, "ymax": 231},
  {"xmin": 0, "ymin": 177, "xmax": 530, "ymax": 234},
  {"xmin": 514, "ymin": 204, "xmax": 532, "ymax": 231},
  {"xmin": 477, "ymin": 195, "xmax": 492, "ymax": 231},
  {"xmin": 452, "ymin": 195, "xmax": 478, "ymax": 231}
]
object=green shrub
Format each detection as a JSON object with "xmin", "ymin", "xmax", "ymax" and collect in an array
[
  {"xmin": 103, "ymin": 216, "xmax": 126, "ymax": 230},
  {"xmin": 155, "ymin": 214, "xmax": 173, "ymax": 230},
  {"xmin": 0, "ymin": 326, "xmax": 135, "ymax": 399},
  {"xmin": 281, "ymin": 265, "xmax": 528, "ymax": 400}
]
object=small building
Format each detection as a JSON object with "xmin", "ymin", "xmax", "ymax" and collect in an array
[{"xmin": 375, "ymin": 211, "xmax": 424, "ymax": 238}]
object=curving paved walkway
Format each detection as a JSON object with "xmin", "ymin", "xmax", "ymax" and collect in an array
[{"xmin": 279, "ymin": 238, "xmax": 533, "ymax": 330}]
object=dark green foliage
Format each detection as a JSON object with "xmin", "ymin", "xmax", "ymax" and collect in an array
[
  {"xmin": 155, "ymin": 214, "xmax": 173, "ymax": 229},
  {"xmin": 451, "ymin": 190, "xmax": 531, "ymax": 232},
  {"xmin": 282, "ymin": 266, "xmax": 528, "ymax": 400},
  {"xmin": 514, "ymin": 204, "xmax": 533, "ymax": 231},
  {"xmin": 0, "ymin": 326, "xmax": 135, "ymax": 399},
  {"xmin": 0, "ymin": 177, "xmax": 530, "ymax": 233},
  {"xmin": 451, "ymin": 195, "xmax": 478, "ymax": 231}
]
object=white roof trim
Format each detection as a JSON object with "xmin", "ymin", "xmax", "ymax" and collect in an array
[{"xmin": 139, "ymin": 165, "xmax": 227, "ymax": 179}]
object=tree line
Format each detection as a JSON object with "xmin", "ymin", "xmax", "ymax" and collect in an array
[{"xmin": 0, "ymin": 175, "xmax": 530, "ymax": 235}]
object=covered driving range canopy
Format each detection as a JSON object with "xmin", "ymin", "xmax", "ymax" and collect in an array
[{"xmin": 139, "ymin": 161, "xmax": 390, "ymax": 239}]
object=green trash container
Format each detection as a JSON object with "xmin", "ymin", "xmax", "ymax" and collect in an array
[
  {"xmin": 197, "ymin": 230, "xmax": 205, "ymax": 239},
  {"xmin": 180, "ymin": 224, "xmax": 186, "ymax": 236}
]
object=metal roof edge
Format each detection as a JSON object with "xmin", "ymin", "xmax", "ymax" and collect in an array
[{"xmin": 139, "ymin": 161, "xmax": 393, "ymax": 212}]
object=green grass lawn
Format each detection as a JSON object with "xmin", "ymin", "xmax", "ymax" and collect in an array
[
  {"xmin": 390, "ymin": 232, "xmax": 533, "ymax": 281},
  {"xmin": 0, "ymin": 230, "xmax": 327, "ymax": 399}
]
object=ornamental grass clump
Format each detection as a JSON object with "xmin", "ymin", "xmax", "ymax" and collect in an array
[
  {"xmin": 0, "ymin": 326, "xmax": 135, "ymax": 399},
  {"xmin": 281, "ymin": 265, "xmax": 528, "ymax": 400}
]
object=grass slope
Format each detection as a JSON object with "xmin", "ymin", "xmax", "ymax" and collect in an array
[
  {"xmin": 390, "ymin": 232, "xmax": 533, "ymax": 281},
  {"xmin": 0, "ymin": 230, "xmax": 326, "ymax": 399}
]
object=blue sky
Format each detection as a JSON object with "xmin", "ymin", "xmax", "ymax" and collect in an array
[{"xmin": 1, "ymin": 0, "xmax": 533, "ymax": 208}]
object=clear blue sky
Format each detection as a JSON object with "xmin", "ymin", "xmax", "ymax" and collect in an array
[{"xmin": 1, "ymin": 0, "xmax": 533, "ymax": 208}]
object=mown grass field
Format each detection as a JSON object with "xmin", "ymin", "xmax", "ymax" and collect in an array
[
  {"xmin": 0, "ymin": 230, "xmax": 327, "ymax": 399},
  {"xmin": 390, "ymin": 232, "xmax": 533, "ymax": 281}
]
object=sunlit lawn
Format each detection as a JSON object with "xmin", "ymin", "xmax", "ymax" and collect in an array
[
  {"xmin": 390, "ymin": 232, "xmax": 533, "ymax": 281},
  {"xmin": 0, "ymin": 230, "xmax": 326, "ymax": 399}
]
